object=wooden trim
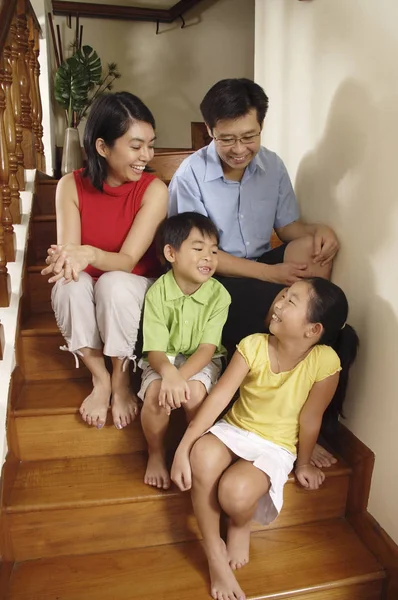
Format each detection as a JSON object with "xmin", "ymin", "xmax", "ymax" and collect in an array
[
  {"xmin": 52, "ymin": 0, "xmax": 205, "ymax": 22},
  {"xmin": 0, "ymin": 0, "xmax": 18, "ymax": 55},
  {"xmin": 348, "ymin": 512, "xmax": 398, "ymax": 600},
  {"xmin": 0, "ymin": 559, "xmax": 13, "ymax": 598}
]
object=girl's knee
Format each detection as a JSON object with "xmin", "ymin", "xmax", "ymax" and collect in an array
[
  {"xmin": 218, "ymin": 473, "xmax": 253, "ymax": 515},
  {"xmin": 190, "ymin": 435, "xmax": 227, "ymax": 480}
]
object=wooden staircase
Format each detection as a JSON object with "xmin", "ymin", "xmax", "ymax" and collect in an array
[{"xmin": 1, "ymin": 178, "xmax": 387, "ymax": 598}]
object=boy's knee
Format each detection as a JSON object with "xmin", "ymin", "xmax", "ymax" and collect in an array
[{"xmin": 141, "ymin": 381, "xmax": 162, "ymax": 414}]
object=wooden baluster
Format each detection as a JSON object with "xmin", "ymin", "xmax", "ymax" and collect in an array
[
  {"xmin": 16, "ymin": 0, "xmax": 35, "ymax": 169},
  {"xmin": 0, "ymin": 61, "xmax": 16, "ymax": 263},
  {"xmin": 33, "ymin": 21, "xmax": 45, "ymax": 172},
  {"xmin": 3, "ymin": 35, "xmax": 21, "ymax": 225},
  {"xmin": 10, "ymin": 19, "xmax": 25, "ymax": 191},
  {"xmin": 28, "ymin": 13, "xmax": 40, "ymax": 170},
  {"xmin": 0, "ymin": 84, "xmax": 11, "ymax": 308}
]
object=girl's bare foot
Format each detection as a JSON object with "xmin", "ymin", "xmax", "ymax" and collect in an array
[
  {"xmin": 144, "ymin": 452, "xmax": 170, "ymax": 490},
  {"xmin": 111, "ymin": 386, "xmax": 139, "ymax": 429},
  {"xmin": 208, "ymin": 540, "xmax": 246, "ymax": 600},
  {"xmin": 227, "ymin": 521, "xmax": 251, "ymax": 570},
  {"xmin": 310, "ymin": 443, "xmax": 337, "ymax": 468},
  {"xmin": 79, "ymin": 375, "xmax": 111, "ymax": 428}
]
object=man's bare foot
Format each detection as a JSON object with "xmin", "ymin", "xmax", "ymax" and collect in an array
[
  {"xmin": 144, "ymin": 452, "xmax": 170, "ymax": 490},
  {"xmin": 79, "ymin": 375, "xmax": 111, "ymax": 428},
  {"xmin": 311, "ymin": 443, "xmax": 337, "ymax": 468},
  {"xmin": 208, "ymin": 540, "xmax": 246, "ymax": 600},
  {"xmin": 227, "ymin": 521, "xmax": 251, "ymax": 570},
  {"xmin": 111, "ymin": 386, "xmax": 139, "ymax": 429}
]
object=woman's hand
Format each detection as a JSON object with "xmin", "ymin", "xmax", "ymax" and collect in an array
[
  {"xmin": 295, "ymin": 464, "xmax": 325, "ymax": 490},
  {"xmin": 171, "ymin": 447, "xmax": 192, "ymax": 491},
  {"xmin": 41, "ymin": 244, "xmax": 91, "ymax": 284}
]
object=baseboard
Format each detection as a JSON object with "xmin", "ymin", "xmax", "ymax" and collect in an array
[{"xmin": 348, "ymin": 512, "xmax": 398, "ymax": 600}]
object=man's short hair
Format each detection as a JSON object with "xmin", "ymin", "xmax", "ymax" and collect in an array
[
  {"xmin": 200, "ymin": 78, "xmax": 269, "ymax": 130},
  {"xmin": 157, "ymin": 212, "xmax": 219, "ymax": 256}
]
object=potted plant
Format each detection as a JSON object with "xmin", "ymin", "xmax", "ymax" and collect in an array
[{"xmin": 54, "ymin": 45, "xmax": 120, "ymax": 175}]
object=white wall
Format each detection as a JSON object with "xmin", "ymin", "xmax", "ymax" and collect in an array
[
  {"xmin": 52, "ymin": 0, "xmax": 255, "ymax": 147},
  {"xmin": 255, "ymin": 0, "xmax": 398, "ymax": 543}
]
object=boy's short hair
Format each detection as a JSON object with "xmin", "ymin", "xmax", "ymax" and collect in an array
[
  {"xmin": 200, "ymin": 78, "xmax": 269, "ymax": 131},
  {"xmin": 157, "ymin": 212, "xmax": 219, "ymax": 258}
]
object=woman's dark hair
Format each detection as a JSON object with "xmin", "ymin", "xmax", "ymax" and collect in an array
[
  {"xmin": 157, "ymin": 212, "xmax": 219, "ymax": 266},
  {"xmin": 83, "ymin": 91, "xmax": 156, "ymax": 190},
  {"xmin": 307, "ymin": 277, "xmax": 359, "ymax": 438},
  {"xmin": 200, "ymin": 78, "xmax": 269, "ymax": 130}
]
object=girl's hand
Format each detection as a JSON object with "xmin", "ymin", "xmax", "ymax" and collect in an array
[
  {"xmin": 159, "ymin": 369, "xmax": 190, "ymax": 415},
  {"xmin": 171, "ymin": 448, "xmax": 192, "ymax": 491},
  {"xmin": 295, "ymin": 464, "xmax": 325, "ymax": 490}
]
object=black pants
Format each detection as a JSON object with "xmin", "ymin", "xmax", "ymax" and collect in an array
[{"xmin": 216, "ymin": 245, "xmax": 287, "ymax": 352}]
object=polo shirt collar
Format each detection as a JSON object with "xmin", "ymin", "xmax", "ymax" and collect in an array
[
  {"xmin": 163, "ymin": 270, "xmax": 208, "ymax": 305},
  {"xmin": 204, "ymin": 140, "xmax": 266, "ymax": 182}
]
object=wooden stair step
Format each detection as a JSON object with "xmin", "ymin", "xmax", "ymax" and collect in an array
[
  {"xmin": 30, "ymin": 215, "xmax": 56, "ymax": 262},
  {"xmin": 26, "ymin": 263, "xmax": 53, "ymax": 314},
  {"xmin": 5, "ymin": 519, "xmax": 385, "ymax": 599},
  {"xmin": 18, "ymin": 313, "xmax": 90, "ymax": 380},
  {"xmin": 3, "ymin": 453, "xmax": 351, "ymax": 560},
  {"xmin": 34, "ymin": 180, "xmax": 57, "ymax": 215}
]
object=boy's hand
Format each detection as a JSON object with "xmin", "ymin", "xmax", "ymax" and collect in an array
[
  {"xmin": 171, "ymin": 448, "xmax": 192, "ymax": 491},
  {"xmin": 159, "ymin": 368, "xmax": 190, "ymax": 415},
  {"xmin": 295, "ymin": 464, "xmax": 325, "ymax": 490}
]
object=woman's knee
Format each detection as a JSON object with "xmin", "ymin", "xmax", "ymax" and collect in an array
[
  {"xmin": 94, "ymin": 272, "xmax": 150, "ymax": 308},
  {"xmin": 51, "ymin": 271, "xmax": 94, "ymax": 304}
]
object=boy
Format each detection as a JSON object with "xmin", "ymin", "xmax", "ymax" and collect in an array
[{"xmin": 139, "ymin": 212, "xmax": 231, "ymax": 490}]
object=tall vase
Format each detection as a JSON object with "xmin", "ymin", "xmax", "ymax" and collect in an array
[{"xmin": 61, "ymin": 127, "xmax": 83, "ymax": 176}]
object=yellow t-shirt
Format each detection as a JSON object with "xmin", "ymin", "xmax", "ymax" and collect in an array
[{"xmin": 224, "ymin": 334, "xmax": 341, "ymax": 455}]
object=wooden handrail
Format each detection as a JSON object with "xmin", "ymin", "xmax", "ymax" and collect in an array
[{"xmin": 52, "ymin": 0, "xmax": 206, "ymax": 22}]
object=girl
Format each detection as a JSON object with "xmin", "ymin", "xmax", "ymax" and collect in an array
[
  {"xmin": 171, "ymin": 277, "xmax": 359, "ymax": 600},
  {"xmin": 42, "ymin": 92, "xmax": 168, "ymax": 430}
]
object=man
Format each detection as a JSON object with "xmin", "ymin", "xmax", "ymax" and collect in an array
[{"xmin": 169, "ymin": 79, "xmax": 340, "ymax": 466}]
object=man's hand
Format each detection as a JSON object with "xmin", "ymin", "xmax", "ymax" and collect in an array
[
  {"xmin": 159, "ymin": 368, "xmax": 190, "ymax": 415},
  {"xmin": 263, "ymin": 262, "xmax": 308, "ymax": 285},
  {"xmin": 313, "ymin": 225, "xmax": 339, "ymax": 266},
  {"xmin": 295, "ymin": 464, "xmax": 325, "ymax": 490}
]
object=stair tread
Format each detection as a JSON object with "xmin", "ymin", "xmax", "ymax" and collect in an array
[
  {"xmin": 6, "ymin": 452, "xmax": 350, "ymax": 513},
  {"xmin": 21, "ymin": 312, "xmax": 59, "ymax": 336},
  {"xmin": 32, "ymin": 214, "xmax": 55, "ymax": 222},
  {"xmin": 15, "ymin": 379, "xmax": 94, "ymax": 414},
  {"xmin": 6, "ymin": 519, "xmax": 384, "ymax": 600}
]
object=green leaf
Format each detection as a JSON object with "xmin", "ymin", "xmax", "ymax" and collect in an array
[
  {"xmin": 54, "ymin": 56, "xmax": 90, "ymax": 112},
  {"xmin": 76, "ymin": 45, "xmax": 102, "ymax": 85}
]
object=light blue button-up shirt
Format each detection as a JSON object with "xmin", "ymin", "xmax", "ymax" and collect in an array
[{"xmin": 168, "ymin": 141, "xmax": 299, "ymax": 259}]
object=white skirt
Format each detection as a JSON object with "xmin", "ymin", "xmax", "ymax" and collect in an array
[{"xmin": 209, "ymin": 420, "xmax": 296, "ymax": 525}]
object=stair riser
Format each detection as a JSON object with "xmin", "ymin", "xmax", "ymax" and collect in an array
[
  {"xmin": 34, "ymin": 184, "xmax": 57, "ymax": 215},
  {"xmin": 30, "ymin": 220, "xmax": 56, "ymax": 262},
  {"xmin": 27, "ymin": 271, "xmax": 53, "ymax": 314},
  {"xmin": 278, "ymin": 581, "xmax": 383, "ymax": 600},
  {"xmin": 18, "ymin": 335, "xmax": 90, "ymax": 380},
  {"xmin": 5, "ymin": 475, "xmax": 349, "ymax": 561}
]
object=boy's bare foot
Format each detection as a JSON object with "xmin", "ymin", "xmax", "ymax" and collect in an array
[
  {"xmin": 79, "ymin": 375, "xmax": 111, "ymax": 428},
  {"xmin": 310, "ymin": 443, "xmax": 337, "ymax": 468},
  {"xmin": 208, "ymin": 540, "xmax": 246, "ymax": 600},
  {"xmin": 144, "ymin": 452, "xmax": 170, "ymax": 490},
  {"xmin": 227, "ymin": 521, "xmax": 251, "ymax": 570},
  {"xmin": 111, "ymin": 386, "xmax": 139, "ymax": 429}
]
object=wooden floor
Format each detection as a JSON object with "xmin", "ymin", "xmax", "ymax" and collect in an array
[{"xmin": 0, "ymin": 177, "xmax": 387, "ymax": 598}]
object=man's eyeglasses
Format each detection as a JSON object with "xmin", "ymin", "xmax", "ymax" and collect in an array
[{"xmin": 213, "ymin": 132, "xmax": 261, "ymax": 147}]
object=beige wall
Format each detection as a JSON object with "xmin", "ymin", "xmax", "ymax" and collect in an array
[
  {"xmin": 255, "ymin": 0, "xmax": 398, "ymax": 543},
  {"xmin": 52, "ymin": 0, "xmax": 254, "ymax": 147}
]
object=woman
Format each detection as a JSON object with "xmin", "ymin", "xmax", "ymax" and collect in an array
[{"xmin": 42, "ymin": 92, "xmax": 168, "ymax": 430}]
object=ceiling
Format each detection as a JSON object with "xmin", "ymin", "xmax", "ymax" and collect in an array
[{"xmin": 61, "ymin": 0, "xmax": 177, "ymax": 7}]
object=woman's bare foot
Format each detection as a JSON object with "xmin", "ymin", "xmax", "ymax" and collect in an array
[
  {"xmin": 208, "ymin": 540, "xmax": 246, "ymax": 600},
  {"xmin": 227, "ymin": 521, "xmax": 251, "ymax": 570},
  {"xmin": 144, "ymin": 451, "xmax": 170, "ymax": 490},
  {"xmin": 311, "ymin": 443, "xmax": 337, "ymax": 468},
  {"xmin": 79, "ymin": 374, "xmax": 111, "ymax": 428},
  {"xmin": 111, "ymin": 385, "xmax": 139, "ymax": 429}
]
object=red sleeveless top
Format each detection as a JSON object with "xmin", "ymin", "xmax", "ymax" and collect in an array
[{"xmin": 73, "ymin": 169, "xmax": 161, "ymax": 279}]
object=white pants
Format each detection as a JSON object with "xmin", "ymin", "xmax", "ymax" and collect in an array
[{"xmin": 51, "ymin": 271, "xmax": 154, "ymax": 362}]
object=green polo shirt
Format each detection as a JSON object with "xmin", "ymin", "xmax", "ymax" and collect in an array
[{"xmin": 142, "ymin": 270, "xmax": 231, "ymax": 358}]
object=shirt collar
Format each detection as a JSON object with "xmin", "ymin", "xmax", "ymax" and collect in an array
[
  {"xmin": 204, "ymin": 141, "xmax": 266, "ymax": 182},
  {"xmin": 163, "ymin": 270, "xmax": 208, "ymax": 305}
]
